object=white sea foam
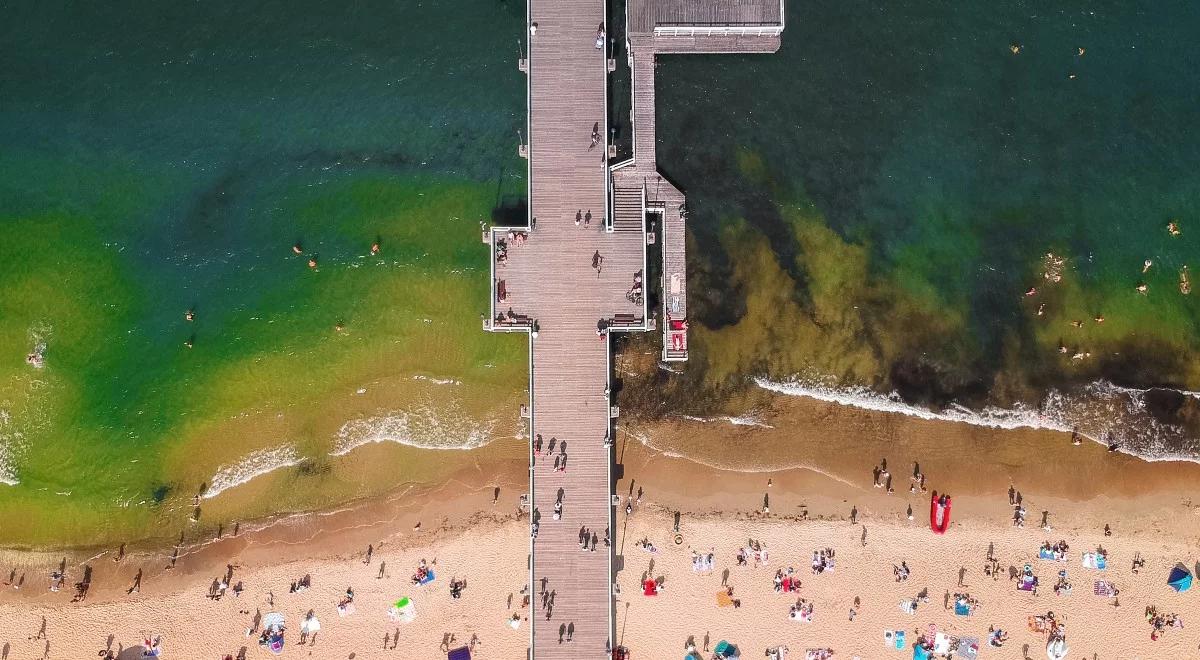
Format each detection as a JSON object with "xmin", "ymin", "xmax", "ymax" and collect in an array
[
  {"xmin": 680, "ymin": 414, "xmax": 774, "ymax": 429},
  {"xmin": 0, "ymin": 448, "xmax": 17, "ymax": 486},
  {"xmin": 755, "ymin": 376, "xmax": 1200, "ymax": 463},
  {"xmin": 627, "ymin": 428, "xmax": 858, "ymax": 487},
  {"xmin": 330, "ymin": 406, "xmax": 493, "ymax": 456},
  {"xmin": 411, "ymin": 374, "xmax": 462, "ymax": 386},
  {"xmin": 203, "ymin": 445, "xmax": 303, "ymax": 499}
]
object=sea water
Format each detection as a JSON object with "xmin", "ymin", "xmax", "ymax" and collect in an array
[
  {"xmin": 0, "ymin": 0, "xmax": 529, "ymax": 546},
  {"xmin": 645, "ymin": 0, "xmax": 1200, "ymax": 457}
]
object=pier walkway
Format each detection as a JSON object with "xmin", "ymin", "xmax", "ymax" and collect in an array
[{"xmin": 484, "ymin": 1, "xmax": 783, "ymax": 657}]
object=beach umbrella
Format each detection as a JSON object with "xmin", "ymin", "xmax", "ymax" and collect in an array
[
  {"xmin": 1046, "ymin": 637, "xmax": 1068, "ymax": 660},
  {"xmin": 1168, "ymin": 564, "xmax": 1193, "ymax": 592},
  {"xmin": 388, "ymin": 596, "xmax": 417, "ymax": 623},
  {"xmin": 912, "ymin": 644, "xmax": 932, "ymax": 660},
  {"xmin": 262, "ymin": 612, "xmax": 286, "ymax": 630}
]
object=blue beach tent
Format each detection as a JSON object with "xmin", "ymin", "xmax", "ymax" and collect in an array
[
  {"xmin": 1168, "ymin": 565, "xmax": 1193, "ymax": 592},
  {"xmin": 714, "ymin": 641, "xmax": 740, "ymax": 658},
  {"xmin": 912, "ymin": 643, "xmax": 932, "ymax": 660},
  {"xmin": 447, "ymin": 647, "xmax": 471, "ymax": 660}
]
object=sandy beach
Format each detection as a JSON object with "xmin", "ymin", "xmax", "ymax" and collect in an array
[{"xmin": 4, "ymin": 394, "xmax": 1200, "ymax": 658}]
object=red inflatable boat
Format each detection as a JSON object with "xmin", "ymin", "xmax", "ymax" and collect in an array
[{"xmin": 930, "ymin": 491, "xmax": 951, "ymax": 534}]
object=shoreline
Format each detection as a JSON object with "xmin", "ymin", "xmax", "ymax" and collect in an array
[
  {"xmin": 0, "ymin": 436, "xmax": 528, "ymax": 592},
  {"xmin": 3, "ymin": 390, "xmax": 1200, "ymax": 656}
]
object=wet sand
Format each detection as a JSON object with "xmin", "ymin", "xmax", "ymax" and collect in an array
[{"xmin": 3, "ymin": 391, "xmax": 1200, "ymax": 656}]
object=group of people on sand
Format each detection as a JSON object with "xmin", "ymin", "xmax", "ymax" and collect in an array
[
  {"xmin": 771, "ymin": 567, "xmax": 801, "ymax": 593},
  {"xmin": 736, "ymin": 540, "xmax": 768, "ymax": 567},
  {"xmin": 787, "ymin": 598, "xmax": 814, "ymax": 622},
  {"xmin": 810, "ymin": 549, "xmax": 835, "ymax": 575},
  {"xmin": 410, "ymin": 559, "xmax": 431, "ymax": 585},
  {"xmin": 1145, "ymin": 605, "xmax": 1184, "ymax": 640},
  {"xmin": 1040, "ymin": 540, "xmax": 1070, "ymax": 561}
]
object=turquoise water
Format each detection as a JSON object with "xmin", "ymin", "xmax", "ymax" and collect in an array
[
  {"xmin": 647, "ymin": 1, "xmax": 1200, "ymax": 453},
  {"xmin": 4, "ymin": 0, "xmax": 1200, "ymax": 545},
  {"xmin": 0, "ymin": 0, "xmax": 529, "ymax": 544}
]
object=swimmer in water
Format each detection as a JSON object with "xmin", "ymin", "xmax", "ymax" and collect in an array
[
  {"xmin": 370, "ymin": 242, "xmax": 380, "ymax": 255},
  {"xmin": 307, "ymin": 257, "xmax": 318, "ymax": 269},
  {"xmin": 1071, "ymin": 320, "xmax": 1083, "ymax": 328},
  {"xmin": 1037, "ymin": 303, "xmax": 1045, "ymax": 316},
  {"xmin": 1058, "ymin": 344, "xmax": 1069, "ymax": 354},
  {"xmin": 185, "ymin": 309, "xmax": 195, "ymax": 322},
  {"xmin": 184, "ymin": 338, "xmax": 194, "ymax": 349},
  {"xmin": 1025, "ymin": 287, "xmax": 1037, "ymax": 297},
  {"xmin": 1143, "ymin": 259, "xmax": 1152, "ymax": 273},
  {"xmin": 334, "ymin": 321, "xmax": 344, "ymax": 333},
  {"xmin": 1167, "ymin": 221, "xmax": 1181, "ymax": 236},
  {"xmin": 1010, "ymin": 43, "xmax": 1022, "ymax": 55},
  {"xmin": 1094, "ymin": 315, "xmax": 1104, "ymax": 323},
  {"xmin": 1077, "ymin": 47, "xmax": 1086, "ymax": 56},
  {"xmin": 293, "ymin": 243, "xmax": 303, "ymax": 255},
  {"xmin": 1135, "ymin": 283, "xmax": 1148, "ymax": 294}
]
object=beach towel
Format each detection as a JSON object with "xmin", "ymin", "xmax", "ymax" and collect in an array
[
  {"xmin": 954, "ymin": 599, "xmax": 971, "ymax": 616},
  {"xmin": 934, "ymin": 633, "xmax": 951, "ymax": 654},
  {"xmin": 883, "ymin": 630, "xmax": 895, "ymax": 647},
  {"xmin": 419, "ymin": 569, "xmax": 436, "ymax": 585},
  {"xmin": 1038, "ymin": 547, "xmax": 1066, "ymax": 561},
  {"xmin": 716, "ymin": 590, "xmax": 733, "ymax": 607},
  {"xmin": 1093, "ymin": 580, "xmax": 1116, "ymax": 597},
  {"xmin": 895, "ymin": 630, "xmax": 906, "ymax": 650},
  {"xmin": 955, "ymin": 637, "xmax": 980, "ymax": 659},
  {"xmin": 1081, "ymin": 552, "xmax": 1107, "ymax": 570},
  {"xmin": 643, "ymin": 580, "xmax": 658, "ymax": 596},
  {"xmin": 899, "ymin": 599, "xmax": 917, "ymax": 614}
]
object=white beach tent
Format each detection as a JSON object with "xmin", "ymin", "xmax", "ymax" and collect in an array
[
  {"xmin": 1046, "ymin": 637, "xmax": 1068, "ymax": 660},
  {"xmin": 388, "ymin": 596, "xmax": 417, "ymax": 623}
]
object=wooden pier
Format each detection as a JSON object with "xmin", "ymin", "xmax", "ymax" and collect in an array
[{"xmin": 485, "ymin": 0, "xmax": 782, "ymax": 656}]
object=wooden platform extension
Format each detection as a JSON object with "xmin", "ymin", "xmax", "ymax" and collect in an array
[
  {"xmin": 483, "ymin": 1, "xmax": 783, "ymax": 657},
  {"xmin": 619, "ymin": 0, "xmax": 782, "ymax": 361}
]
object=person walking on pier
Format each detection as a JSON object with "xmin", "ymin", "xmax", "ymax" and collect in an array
[{"xmin": 592, "ymin": 250, "xmax": 603, "ymax": 276}]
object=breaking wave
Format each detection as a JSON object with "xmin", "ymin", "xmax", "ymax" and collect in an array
[
  {"xmin": 412, "ymin": 374, "xmax": 462, "ymax": 386},
  {"xmin": 0, "ymin": 447, "xmax": 17, "ymax": 486},
  {"xmin": 203, "ymin": 445, "xmax": 303, "ymax": 499},
  {"xmin": 755, "ymin": 376, "xmax": 1200, "ymax": 463},
  {"xmin": 330, "ymin": 406, "xmax": 493, "ymax": 456}
]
